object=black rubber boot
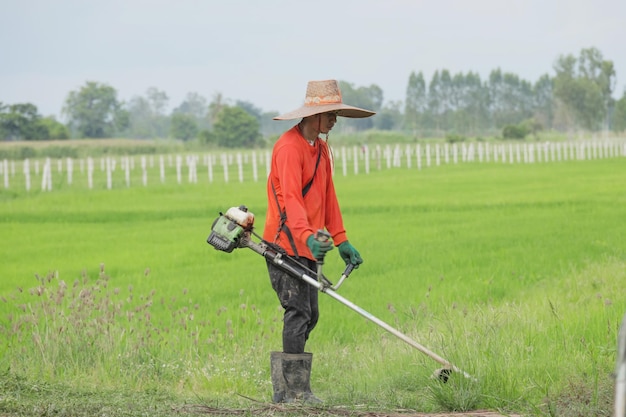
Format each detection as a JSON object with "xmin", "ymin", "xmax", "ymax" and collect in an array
[
  {"xmin": 270, "ymin": 351, "xmax": 286, "ymax": 403},
  {"xmin": 281, "ymin": 352, "xmax": 323, "ymax": 404}
]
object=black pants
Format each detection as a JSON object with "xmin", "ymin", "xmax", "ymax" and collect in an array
[{"xmin": 267, "ymin": 258, "xmax": 319, "ymax": 354}]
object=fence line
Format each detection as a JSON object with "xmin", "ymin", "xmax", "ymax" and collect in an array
[{"xmin": 1, "ymin": 139, "xmax": 625, "ymax": 192}]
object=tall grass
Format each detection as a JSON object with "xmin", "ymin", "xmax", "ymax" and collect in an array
[{"xmin": 1, "ymin": 158, "xmax": 625, "ymax": 415}]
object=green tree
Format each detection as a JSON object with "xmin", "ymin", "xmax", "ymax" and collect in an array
[
  {"xmin": 170, "ymin": 112, "xmax": 198, "ymax": 141},
  {"xmin": 427, "ymin": 70, "xmax": 444, "ymax": 133},
  {"xmin": 125, "ymin": 87, "xmax": 171, "ymax": 138},
  {"xmin": 0, "ymin": 103, "xmax": 50, "ymax": 140},
  {"xmin": 448, "ymin": 71, "xmax": 489, "ymax": 135},
  {"xmin": 488, "ymin": 69, "xmax": 534, "ymax": 128},
  {"xmin": 126, "ymin": 96, "xmax": 154, "ymax": 138},
  {"xmin": 553, "ymin": 47, "xmax": 616, "ymax": 131},
  {"xmin": 404, "ymin": 71, "xmax": 427, "ymax": 134},
  {"xmin": 533, "ymin": 74, "xmax": 554, "ymax": 130},
  {"xmin": 208, "ymin": 92, "xmax": 226, "ymax": 125},
  {"xmin": 612, "ymin": 90, "xmax": 626, "ymax": 132},
  {"xmin": 40, "ymin": 116, "xmax": 70, "ymax": 140},
  {"xmin": 338, "ymin": 81, "xmax": 383, "ymax": 131},
  {"xmin": 213, "ymin": 106, "xmax": 262, "ymax": 148},
  {"xmin": 63, "ymin": 81, "xmax": 128, "ymax": 138},
  {"xmin": 374, "ymin": 101, "xmax": 403, "ymax": 131},
  {"xmin": 174, "ymin": 92, "xmax": 209, "ymax": 130}
]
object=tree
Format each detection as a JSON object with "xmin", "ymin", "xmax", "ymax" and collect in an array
[
  {"xmin": 40, "ymin": 116, "xmax": 70, "ymax": 140},
  {"xmin": 533, "ymin": 74, "xmax": 554, "ymax": 130},
  {"xmin": 612, "ymin": 89, "xmax": 626, "ymax": 132},
  {"xmin": 447, "ymin": 71, "xmax": 488, "ymax": 135},
  {"xmin": 213, "ymin": 106, "xmax": 262, "ymax": 148},
  {"xmin": 63, "ymin": 81, "xmax": 128, "ymax": 138},
  {"xmin": 553, "ymin": 47, "xmax": 616, "ymax": 131},
  {"xmin": 404, "ymin": 71, "xmax": 427, "ymax": 134},
  {"xmin": 427, "ymin": 70, "xmax": 444, "ymax": 133},
  {"xmin": 125, "ymin": 87, "xmax": 171, "ymax": 138},
  {"xmin": 170, "ymin": 112, "xmax": 198, "ymax": 141},
  {"xmin": 126, "ymin": 96, "xmax": 155, "ymax": 138},
  {"xmin": 0, "ymin": 103, "xmax": 50, "ymax": 140},
  {"xmin": 338, "ymin": 81, "xmax": 383, "ymax": 131},
  {"xmin": 374, "ymin": 101, "xmax": 403, "ymax": 131},
  {"xmin": 175, "ymin": 92, "xmax": 207, "ymax": 118},
  {"xmin": 488, "ymin": 69, "xmax": 534, "ymax": 128},
  {"xmin": 208, "ymin": 92, "xmax": 226, "ymax": 125}
]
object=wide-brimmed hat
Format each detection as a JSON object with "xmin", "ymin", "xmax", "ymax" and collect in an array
[{"xmin": 273, "ymin": 79, "xmax": 376, "ymax": 120}]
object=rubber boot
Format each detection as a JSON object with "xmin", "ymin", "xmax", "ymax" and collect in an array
[
  {"xmin": 270, "ymin": 351, "xmax": 286, "ymax": 403},
  {"xmin": 281, "ymin": 352, "xmax": 323, "ymax": 404}
]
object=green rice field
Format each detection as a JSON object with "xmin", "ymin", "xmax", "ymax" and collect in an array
[{"xmin": 1, "ymin": 155, "xmax": 625, "ymax": 416}]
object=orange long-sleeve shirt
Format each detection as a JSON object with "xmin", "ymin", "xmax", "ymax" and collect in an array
[{"xmin": 263, "ymin": 125, "xmax": 348, "ymax": 260}]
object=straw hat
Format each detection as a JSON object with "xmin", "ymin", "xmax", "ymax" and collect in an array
[{"xmin": 273, "ymin": 79, "xmax": 376, "ymax": 120}]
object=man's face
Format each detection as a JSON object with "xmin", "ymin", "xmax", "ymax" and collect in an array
[{"xmin": 319, "ymin": 111, "xmax": 338, "ymax": 134}]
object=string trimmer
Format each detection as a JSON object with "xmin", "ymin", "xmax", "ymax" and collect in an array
[{"xmin": 206, "ymin": 205, "xmax": 476, "ymax": 382}]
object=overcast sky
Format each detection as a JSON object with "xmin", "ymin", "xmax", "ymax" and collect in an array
[{"xmin": 1, "ymin": 0, "xmax": 625, "ymax": 119}]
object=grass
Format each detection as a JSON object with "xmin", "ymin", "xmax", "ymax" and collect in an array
[{"xmin": 1, "ymin": 157, "xmax": 625, "ymax": 416}]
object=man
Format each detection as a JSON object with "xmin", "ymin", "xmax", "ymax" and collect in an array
[{"xmin": 263, "ymin": 79, "xmax": 375, "ymax": 403}]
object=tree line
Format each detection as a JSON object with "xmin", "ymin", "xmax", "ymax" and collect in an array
[{"xmin": 2, "ymin": 47, "xmax": 626, "ymax": 146}]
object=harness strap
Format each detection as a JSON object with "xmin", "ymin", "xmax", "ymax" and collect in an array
[{"xmin": 272, "ymin": 146, "xmax": 322, "ymax": 258}]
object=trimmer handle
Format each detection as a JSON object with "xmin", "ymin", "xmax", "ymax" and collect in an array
[
  {"xmin": 331, "ymin": 263, "xmax": 355, "ymax": 291},
  {"xmin": 315, "ymin": 229, "xmax": 332, "ymax": 263},
  {"xmin": 315, "ymin": 229, "xmax": 331, "ymax": 243}
]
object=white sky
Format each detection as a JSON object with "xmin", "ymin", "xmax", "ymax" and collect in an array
[{"xmin": 1, "ymin": 0, "xmax": 625, "ymax": 119}]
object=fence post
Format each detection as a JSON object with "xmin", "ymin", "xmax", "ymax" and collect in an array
[
  {"xmin": 252, "ymin": 151, "xmax": 258, "ymax": 182},
  {"xmin": 160, "ymin": 155, "xmax": 165, "ymax": 183},
  {"xmin": 2, "ymin": 159, "xmax": 8, "ymax": 189},
  {"xmin": 206, "ymin": 154, "xmax": 214, "ymax": 183},
  {"xmin": 221, "ymin": 154, "xmax": 229, "ymax": 183},
  {"xmin": 416, "ymin": 144, "xmax": 422, "ymax": 170},
  {"xmin": 176, "ymin": 155, "xmax": 182, "ymax": 184},
  {"xmin": 106, "ymin": 157, "xmax": 113, "ymax": 190},
  {"xmin": 142, "ymin": 156, "xmax": 149, "ymax": 186},
  {"xmin": 87, "ymin": 157, "xmax": 94, "ymax": 189},
  {"xmin": 23, "ymin": 159, "xmax": 30, "ymax": 191},
  {"xmin": 123, "ymin": 157, "xmax": 131, "ymax": 187},
  {"xmin": 236, "ymin": 153, "xmax": 244, "ymax": 182},
  {"xmin": 406, "ymin": 144, "xmax": 412, "ymax": 169}
]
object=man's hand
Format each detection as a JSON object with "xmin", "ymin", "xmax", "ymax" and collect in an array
[
  {"xmin": 338, "ymin": 241, "xmax": 363, "ymax": 268},
  {"xmin": 307, "ymin": 234, "xmax": 334, "ymax": 260}
]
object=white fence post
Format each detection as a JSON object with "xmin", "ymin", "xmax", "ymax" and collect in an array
[
  {"xmin": 142, "ymin": 156, "xmax": 148, "ymax": 186},
  {"xmin": 2, "ymin": 159, "xmax": 8, "ymax": 189},
  {"xmin": 87, "ymin": 157, "xmax": 94, "ymax": 189},
  {"xmin": 252, "ymin": 151, "xmax": 258, "ymax": 182},
  {"xmin": 23, "ymin": 159, "xmax": 30, "ymax": 191},
  {"xmin": 67, "ymin": 158, "xmax": 73, "ymax": 185},
  {"xmin": 106, "ymin": 157, "xmax": 113, "ymax": 190},
  {"xmin": 221, "ymin": 154, "xmax": 229, "ymax": 183},
  {"xmin": 236, "ymin": 153, "xmax": 243, "ymax": 182}
]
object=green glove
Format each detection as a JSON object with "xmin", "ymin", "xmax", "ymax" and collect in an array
[
  {"xmin": 338, "ymin": 241, "xmax": 363, "ymax": 268},
  {"xmin": 306, "ymin": 234, "xmax": 334, "ymax": 260}
]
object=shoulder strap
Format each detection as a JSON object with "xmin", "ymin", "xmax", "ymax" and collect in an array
[
  {"xmin": 270, "ymin": 145, "xmax": 323, "ymax": 258},
  {"xmin": 271, "ymin": 181, "xmax": 300, "ymax": 258},
  {"xmin": 302, "ymin": 146, "xmax": 322, "ymax": 198}
]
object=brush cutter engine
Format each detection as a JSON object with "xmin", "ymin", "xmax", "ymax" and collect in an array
[{"xmin": 207, "ymin": 205, "xmax": 254, "ymax": 253}]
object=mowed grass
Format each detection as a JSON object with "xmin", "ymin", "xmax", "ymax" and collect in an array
[{"xmin": 0, "ymin": 157, "xmax": 625, "ymax": 416}]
